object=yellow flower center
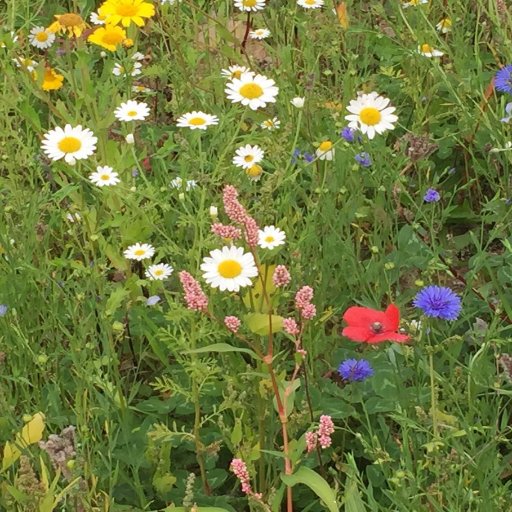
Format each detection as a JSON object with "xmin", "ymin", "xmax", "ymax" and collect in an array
[
  {"xmin": 117, "ymin": 3, "xmax": 139, "ymax": 16},
  {"xmin": 58, "ymin": 136, "xmax": 82, "ymax": 153},
  {"xmin": 244, "ymin": 155, "xmax": 254, "ymax": 162},
  {"xmin": 100, "ymin": 174, "xmax": 110, "ymax": 180},
  {"xmin": 265, "ymin": 236, "xmax": 275, "ymax": 243},
  {"xmin": 239, "ymin": 83, "xmax": 263, "ymax": 99},
  {"xmin": 246, "ymin": 164, "xmax": 263, "ymax": 177},
  {"xmin": 102, "ymin": 30, "xmax": 125, "ymax": 45},
  {"xmin": 36, "ymin": 31, "xmax": 49, "ymax": 42},
  {"xmin": 232, "ymin": 70, "xmax": 242, "ymax": 79},
  {"xmin": 359, "ymin": 107, "xmax": 382, "ymax": 126},
  {"xmin": 421, "ymin": 43, "xmax": 433, "ymax": 53},
  {"xmin": 242, "ymin": 0, "xmax": 257, "ymax": 6},
  {"xmin": 154, "ymin": 269, "xmax": 164, "ymax": 276},
  {"xmin": 57, "ymin": 13, "xmax": 84, "ymax": 27},
  {"xmin": 305, "ymin": 0, "xmax": 316, "ymax": 4},
  {"xmin": 218, "ymin": 259, "xmax": 242, "ymax": 279},
  {"xmin": 319, "ymin": 141, "xmax": 332, "ymax": 152},
  {"xmin": 189, "ymin": 117, "xmax": 206, "ymax": 126},
  {"xmin": 127, "ymin": 110, "xmax": 137, "ymax": 116},
  {"xmin": 134, "ymin": 249, "xmax": 146, "ymax": 256}
]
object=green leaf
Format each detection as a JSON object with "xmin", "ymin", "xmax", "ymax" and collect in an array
[
  {"xmin": 281, "ymin": 467, "xmax": 339, "ymax": 512},
  {"xmin": 343, "ymin": 476, "xmax": 366, "ymax": 512},
  {"xmin": 243, "ymin": 264, "xmax": 277, "ymax": 313},
  {"xmin": 105, "ymin": 286, "xmax": 130, "ymax": 317},
  {"xmin": 245, "ymin": 313, "xmax": 283, "ymax": 336},
  {"xmin": 185, "ymin": 343, "xmax": 259, "ymax": 360},
  {"xmin": 164, "ymin": 508, "xmax": 231, "ymax": 512}
]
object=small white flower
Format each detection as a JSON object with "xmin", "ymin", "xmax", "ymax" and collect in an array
[
  {"xmin": 290, "ymin": 97, "xmax": 305, "ymax": 108},
  {"xmin": 176, "ymin": 111, "xmax": 219, "ymax": 130},
  {"xmin": 29, "ymin": 27, "xmax": 55, "ymax": 49},
  {"xmin": 89, "ymin": 11, "xmax": 107, "ymax": 25},
  {"xmin": 65, "ymin": 212, "xmax": 81, "ymax": 223},
  {"xmin": 234, "ymin": 0, "xmax": 266, "ymax": 12},
  {"xmin": 258, "ymin": 226, "xmax": 286, "ymax": 249},
  {"xmin": 114, "ymin": 100, "xmax": 150, "ymax": 122},
  {"xmin": 260, "ymin": 117, "xmax": 280, "ymax": 130},
  {"xmin": 170, "ymin": 177, "xmax": 197, "ymax": 190},
  {"xmin": 249, "ymin": 28, "xmax": 271, "ymax": 40},
  {"xmin": 132, "ymin": 51, "xmax": 145, "ymax": 61},
  {"xmin": 89, "ymin": 166, "xmax": 120, "ymax": 187},
  {"xmin": 160, "ymin": 0, "xmax": 179, "ymax": 4},
  {"xmin": 316, "ymin": 140, "xmax": 335, "ymax": 160},
  {"xmin": 13, "ymin": 58, "xmax": 38, "ymax": 72},
  {"xmin": 124, "ymin": 243, "xmax": 155, "ymax": 261},
  {"xmin": 225, "ymin": 71, "xmax": 279, "ymax": 111},
  {"xmin": 0, "ymin": 31, "xmax": 18, "ymax": 48},
  {"xmin": 145, "ymin": 263, "xmax": 174, "ymax": 280},
  {"xmin": 436, "ymin": 18, "xmax": 452, "ymax": 33},
  {"xmin": 201, "ymin": 245, "xmax": 258, "ymax": 292},
  {"xmin": 417, "ymin": 43, "xmax": 444, "ymax": 58},
  {"xmin": 132, "ymin": 85, "xmax": 152, "ymax": 93},
  {"xmin": 41, "ymin": 124, "xmax": 97, "ymax": 164},
  {"xmin": 232, "ymin": 144, "xmax": 264, "ymax": 169},
  {"xmin": 125, "ymin": 133, "xmax": 135, "ymax": 144},
  {"xmin": 402, "ymin": 0, "xmax": 428, "ymax": 7},
  {"xmin": 297, "ymin": 0, "xmax": 324, "ymax": 8},
  {"xmin": 221, "ymin": 65, "xmax": 250, "ymax": 79},
  {"xmin": 209, "ymin": 205, "xmax": 218, "ymax": 217},
  {"xmin": 113, "ymin": 62, "xmax": 142, "ymax": 77},
  {"xmin": 146, "ymin": 295, "xmax": 161, "ymax": 306}
]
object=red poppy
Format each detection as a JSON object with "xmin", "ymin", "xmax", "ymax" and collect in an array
[{"xmin": 342, "ymin": 304, "xmax": 409, "ymax": 344}]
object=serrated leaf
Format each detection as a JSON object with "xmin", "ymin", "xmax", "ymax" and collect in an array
[
  {"xmin": 281, "ymin": 467, "xmax": 339, "ymax": 512},
  {"xmin": 246, "ymin": 313, "xmax": 283, "ymax": 336}
]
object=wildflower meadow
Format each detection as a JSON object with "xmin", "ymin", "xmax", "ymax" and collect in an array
[{"xmin": 2, "ymin": 0, "xmax": 512, "ymax": 510}]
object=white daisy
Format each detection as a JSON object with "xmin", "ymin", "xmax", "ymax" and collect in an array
[
  {"xmin": 316, "ymin": 140, "xmax": 335, "ymax": 161},
  {"xmin": 297, "ymin": 0, "xmax": 324, "ymax": 8},
  {"xmin": 114, "ymin": 100, "xmax": 150, "ymax": 122},
  {"xmin": 41, "ymin": 124, "xmax": 97, "ymax": 165},
  {"xmin": 402, "ymin": 0, "xmax": 428, "ymax": 7},
  {"xmin": 260, "ymin": 117, "xmax": 280, "ymax": 130},
  {"xmin": 132, "ymin": 85, "xmax": 152, "ymax": 93},
  {"xmin": 258, "ymin": 226, "xmax": 286, "ymax": 249},
  {"xmin": 29, "ymin": 27, "xmax": 56, "ymax": 49},
  {"xmin": 225, "ymin": 71, "xmax": 278, "ymax": 111},
  {"xmin": 145, "ymin": 263, "xmax": 174, "ymax": 280},
  {"xmin": 13, "ymin": 58, "xmax": 38, "ymax": 72},
  {"xmin": 221, "ymin": 65, "xmax": 250, "ymax": 79},
  {"xmin": 176, "ymin": 111, "xmax": 219, "ymax": 130},
  {"xmin": 200, "ymin": 246, "xmax": 258, "ymax": 292},
  {"xmin": 89, "ymin": 11, "xmax": 107, "ymax": 25},
  {"xmin": 436, "ymin": 18, "xmax": 452, "ymax": 33},
  {"xmin": 232, "ymin": 144, "xmax": 264, "ymax": 169},
  {"xmin": 124, "ymin": 243, "xmax": 155, "ymax": 261},
  {"xmin": 161, "ymin": 0, "xmax": 179, "ymax": 4},
  {"xmin": 417, "ymin": 43, "xmax": 444, "ymax": 58},
  {"xmin": 89, "ymin": 166, "xmax": 120, "ymax": 187},
  {"xmin": 113, "ymin": 62, "xmax": 142, "ymax": 77},
  {"xmin": 345, "ymin": 92, "xmax": 398, "ymax": 140},
  {"xmin": 170, "ymin": 177, "xmax": 197, "ymax": 190},
  {"xmin": 249, "ymin": 28, "xmax": 271, "ymax": 40},
  {"xmin": 234, "ymin": 0, "xmax": 266, "ymax": 12},
  {"xmin": 290, "ymin": 96, "xmax": 305, "ymax": 108}
]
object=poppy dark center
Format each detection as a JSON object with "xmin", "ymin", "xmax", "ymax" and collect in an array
[{"xmin": 371, "ymin": 321, "xmax": 383, "ymax": 333}]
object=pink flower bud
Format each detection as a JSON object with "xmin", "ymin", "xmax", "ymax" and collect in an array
[
  {"xmin": 272, "ymin": 265, "xmax": 291, "ymax": 287},
  {"xmin": 224, "ymin": 316, "xmax": 241, "ymax": 333}
]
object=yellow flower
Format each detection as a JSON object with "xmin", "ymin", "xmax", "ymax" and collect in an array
[
  {"xmin": 123, "ymin": 37, "xmax": 134, "ymax": 48},
  {"xmin": 98, "ymin": 0, "xmax": 155, "ymax": 27},
  {"xmin": 88, "ymin": 24, "xmax": 126, "ymax": 51},
  {"xmin": 39, "ymin": 67, "xmax": 64, "ymax": 91},
  {"xmin": 48, "ymin": 13, "xmax": 87, "ymax": 37}
]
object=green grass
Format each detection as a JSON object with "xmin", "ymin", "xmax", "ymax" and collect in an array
[{"xmin": 1, "ymin": 0, "xmax": 512, "ymax": 510}]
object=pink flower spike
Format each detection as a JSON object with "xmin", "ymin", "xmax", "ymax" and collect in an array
[
  {"xmin": 305, "ymin": 431, "xmax": 318, "ymax": 453},
  {"xmin": 224, "ymin": 316, "xmax": 241, "ymax": 333},
  {"xmin": 230, "ymin": 458, "xmax": 254, "ymax": 496},
  {"xmin": 273, "ymin": 265, "xmax": 291, "ymax": 287},
  {"xmin": 211, "ymin": 223, "xmax": 242, "ymax": 240},
  {"xmin": 178, "ymin": 271, "xmax": 208, "ymax": 312},
  {"xmin": 295, "ymin": 285, "xmax": 317, "ymax": 320},
  {"xmin": 283, "ymin": 318, "xmax": 300, "ymax": 336},
  {"xmin": 318, "ymin": 415, "xmax": 335, "ymax": 449},
  {"xmin": 223, "ymin": 185, "xmax": 247, "ymax": 224}
]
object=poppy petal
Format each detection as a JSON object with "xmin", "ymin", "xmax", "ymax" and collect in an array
[
  {"xmin": 342, "ymin": 326, "xmax": 372, "ymax": 342},
  {"xmin": 343, "ymin": 306, "xmax": 387, "ymax": 327},
  {"xmin": 367, "ymin": 332, "xmax": 410, "ymax": 344},
  {"xmin": 383, "ymin": 303, "xmax": 400, "ymax": 330}
]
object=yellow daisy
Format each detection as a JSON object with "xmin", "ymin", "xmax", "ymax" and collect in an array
[
  {"xmin": 48, "ymin": 13, "xmax": 87, "ymax": 38},
  {"xmin": 98, "ymin": 0, "xmax": 155, "ymax": 27},
  {"xmin": 36, "ymin": 67, "xmax": 64, "ymax": 91},
  {"xmin": 88, "ymin": 24, "xmax": 126, "ymax": 51}
]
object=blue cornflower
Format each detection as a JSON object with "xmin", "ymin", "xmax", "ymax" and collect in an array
[
  {"xmin": 495, "ymin": 65, "xmax": 512, "ymax": 95},
  {"xmin": 146, "ymin": 295, "xmax": 161, "ymax": 306},
  {"xmin": 354, "ymin": 152, "xmax": 372, "ymax": 167},
  {"xmin": 423, "ymin": 188, "xmax": 441, "ymax": 203},
  {"xmin": 338, "ymin": 359, "xmax": 374, "ymax": 382},
  {"xmin": 413, "ymin": 286, "xmax": 462, "ymax": 320},
  {"xmin": 340, "ymin": 127, "xmax": 357, "ymax": 143},
  {"xmin": 291, "ymin": 148, "xmax": 302, "ymax": 164},
  {"xmin": 502, "ymin": 103, "xmax": 512, "ymax": 123},
  {"xmin": 303, "ymin": 152, "xmax": 314, "ymax": 163},
  {"xmin": 0, "ymin": 305, "xmax": 7, "ymax": 317}
]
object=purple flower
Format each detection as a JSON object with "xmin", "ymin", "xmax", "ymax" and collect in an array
[
  {"xmin": 495, "ymin": 65, "xmax": 512, "ymax": 95},
  {"xmin": 413, "ymin": 286, "xmax": 462, "ymax": 320},
  {"xmin": 423, "ymin": 188, "xmax": 440, "ymax": 203},
  {"xmin": 338, "ymin": 359, "xmax": 374, "ymax": 382},
  {"xmin": 146, "ymin": 295, "xmax": 161, "ymax": 306},
  {"xmin": 354, "ymin": 152, "xmax": 372, "ymax": 167},
  {"xmin": 303, "ymin": 152, "xmax": 314, "ymax": 163},
  {"xmin": 340, "ymin": 127, "xmax": 358, "ymax": 143},
  {"xmin": 291, "ymin": 148, "xmax": 302, "ymax": 164},
  {"xmin": 0, "ymin": 305, "xmax": 7, "ymax": 317}
]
